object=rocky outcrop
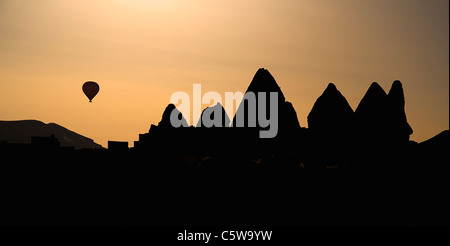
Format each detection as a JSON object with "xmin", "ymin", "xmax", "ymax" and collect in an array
[
  {"xmin": 307, "ymin": 83, "xmax": 354, "ymax": 135},
  {"xmin": 355, "ymin": 81, "xmax": 413, "ymax": 144},
  {"xmin": 386, "ymin": 80, "xmax": 413, "ymax": 142},
  {"xmin": 231, "ymin": 68, "xmax": 301, "ymax": 138},
  {"xmin": 196, "ymin": 102, "xmax": 230, "ymax": 127},
  {"xmin": 232, "ymin": 68, "xmax": 286, "ymax": 128},
  {"xmin": 158, "ymin": 103, "xmax": 189, "ymax": 128},
  {"xmin": 354, "ymin": 82, "xmax": 389, "ymax": 143}
]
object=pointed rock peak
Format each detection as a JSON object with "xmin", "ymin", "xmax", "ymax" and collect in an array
[
  {"xmin": 317, "ymin": 83, "xmax": 350, "ymax": 105},
  {"xmin": 361, "ymin": 82, "xmax": 387, "ymax": 101},
  {"xmin": 158, "ymin": 103, "xmax": 188, "ymax": 128},
  {"xmin": 392, "ymin": 80, "xmax": 402, "ymax": 88},
  {"xmin": 254, "ymin": 67, "xmax": 271, "ymax": 78},
  {"xmin": 196, "ymin": 102, "xmax": 231, "ymax": 127},
  {"xmin": 388, "ymin": 80, "xmax": 404, "ymax": 99},
  {"xmin": 209, "ymin": 102, "xmax": 228, "ymax": 114},
  {"xmin": 161, "ymin": 103, "xmax": 176, "ymax": 120},
  {"xmin": 386, "ymin": 79, "xmax": 412, "ymax": 138},
  {"xmin": 321, "ymin": 83, "xmax": 344, "ymax": 98},
  {"xmin": 246, "ymin": 68, "xmax": 286, "ymax": 102},
  {"xmin": 165, "ymin": 103, "xmax": 176, "ymax": 111},
  {"xmin": 249, "ymin": 68, "xmax": 276, "ymax": 89},
  {"xmin": 355, "ymin": 82, "xmax": 387, "ymax": 115},
  {"xmin": 307, "ymin": 83, "xmax": 353, "ymax": 131},
  {"xmin": 203, "ymin": 102, "xmax": 226, "ymax": 112},
  {"xmin": 325, "ymin": 83, "xmax": 337, "ymax": 92},
  {"xmin": 367, "ymin": 82, "xmax": 387, "ymax": 96}
]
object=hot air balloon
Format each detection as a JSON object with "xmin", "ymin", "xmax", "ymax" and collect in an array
[{"xmin": 82, "ymin": 81, "xmax": 100, "ymax": 102}]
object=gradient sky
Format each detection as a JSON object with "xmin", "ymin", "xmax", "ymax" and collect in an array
[{"xmin": 1, "ymin": 0, "xmax": 448, "ymax": 147}]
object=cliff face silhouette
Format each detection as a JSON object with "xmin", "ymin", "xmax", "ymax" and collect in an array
[{"xmin": 0, "ymin": 120, "xmax": 103, "ymax": 149}]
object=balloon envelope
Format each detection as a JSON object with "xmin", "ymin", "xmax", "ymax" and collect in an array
[{"xmin": 82, "ymin": 81, "xmax": 99, "ymax": 102}]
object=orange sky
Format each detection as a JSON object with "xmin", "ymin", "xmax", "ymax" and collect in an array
[{"xmin": 0, "ymin": 0, "xmax": 448, "ymax": 147}]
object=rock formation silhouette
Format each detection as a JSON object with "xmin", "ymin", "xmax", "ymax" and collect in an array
[
  {"xmin": 307, "ymin": 83, "xmax": 354, "ymax": 167},
  {"xmin": 196, "ymin": 102, "xmax": 230, "ymax": 128},
  {"xmin": 232, "ymin": 68, "xmax": 284, "ymax": 128},
  {"xmin": 386, "ymin": 80, "xmax": 413, "ymax": 142},
  {"xmin": 136, "ymin": 103, "xmax": 189, "ymax": 151},
  {"xmin": 308, "ymin": 83, "xmax": 354, "ymax": 136},
  {"xmin": 243, "ymin": 68, "xmax": 286, "ymax": 102},
  {"xmin": 3, "ymin": 68, "xmax": 447, "ymax": 227},
  {"xmin": 231, "ymin": 68, "xmax": 301, "ymax": 137},
  {"xmin": 158, "ymin": 103, "xmax": 189, "ymax": 128},
  {"xmin": 354, "ymin": 82, "xmax": 389, "ymax": 143},
  {"xmin": 354, "ymin": 81, "xmax": 413, "ymax": 154}
]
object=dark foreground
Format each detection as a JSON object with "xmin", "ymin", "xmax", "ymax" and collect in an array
[{"xmin": 0, "ymin": 141, "xmax": 448, "ymax": 226}]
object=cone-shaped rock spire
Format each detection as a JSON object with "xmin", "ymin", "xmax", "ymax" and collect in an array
[
  {"xmin": 196, "ymin": 102, "xmax": 231, "ymax": 127},
  {"xmin": 158, "ymin": 104, "xmax": 189, "ymax": 128},
  {"xmin": 386, "ymin": 80, "xmax": 413, "ymax": 141},
  {"xmin": 308, "ymin": 83, "xmax": 354, "ymax": 132}
]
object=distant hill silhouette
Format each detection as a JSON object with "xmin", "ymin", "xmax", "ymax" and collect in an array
[
  {"xmin": 419, "ymin": 130, "xmax": 449, "ymax": 162},
  {"xmin": 420, "ymin": 130, "xmax": 449, "ymax": 146},
  {"xmin": 0, "ymin": 120, "xmax": 103, "ymax": 149}
]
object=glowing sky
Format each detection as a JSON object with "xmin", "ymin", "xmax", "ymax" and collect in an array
[{"xmin": 0, "ymin": 0, "xmax": 448, "ymax": 147}]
